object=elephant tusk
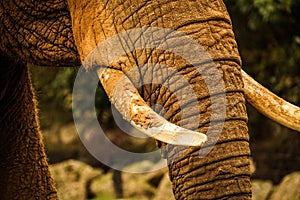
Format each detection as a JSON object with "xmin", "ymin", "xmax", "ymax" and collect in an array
[
  {"xmin": 96, "ymin": 67, "xmax": 207, "ymax": 146},
  {"xmin": 242, "ymin": 70, "xmax": 300, "ymax": 132}
]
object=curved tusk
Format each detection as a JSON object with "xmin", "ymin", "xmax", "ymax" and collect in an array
[
  {"xmin": 242, "ymin": 70, "xmax": 300, "ymax": 132},
  {"xmin": 96, "ymin": 67, "xmax": 207, "ymax": 146}
]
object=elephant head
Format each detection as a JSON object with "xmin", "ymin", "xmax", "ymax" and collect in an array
[{"xmin": 0, "ymin": 0, "xmax": 299, "ymax": 199}]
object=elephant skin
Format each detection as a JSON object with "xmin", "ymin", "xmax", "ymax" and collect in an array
[
  {"xmin": 68, "ymin": 0, "xmax": 251, "ymax": 199},
  {"xmin": 4, "ymin": 0, "xmax": 299, "ymax": 199},
  {"xmin": 0, "ymin": 56, "xmax": 58, "ymax": 199}
]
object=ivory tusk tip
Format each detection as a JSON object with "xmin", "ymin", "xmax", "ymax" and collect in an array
[
  {"xmin": 191, "ymin": 132, "xmax": 207, "ymax": 146},
  {"xmin": 133, "ymin": 121, "xmax": 207, "ymax": 146}
]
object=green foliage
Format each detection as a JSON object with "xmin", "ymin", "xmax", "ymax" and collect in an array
[
  {"xmin": 31, "ymin": 66, "xmax": 77, "ymax": 111},
  {"xmin": 30, "ymin": 67, "xmax": 74, "ymax": 128},
  {"xmin": 225, "ymin": 0, "xmax": 300, "ymax": 182},
  {"xmin": 30, "ymin": 66, "xmax": 112, "ymax": 129},
  {"xmin": 225, "ymin": 0, "xmax": 300, "ymax": 105},
  {"xmin": 92, "ymin": 193, "xmax": 115, "ymax": 200},
  {"xmin": 230, "ymin": 0, "xmax": 296, "ymax": 29},
  {"xmin": 253, "ymin": 0, "xmax": 293, "ymax": 22}
]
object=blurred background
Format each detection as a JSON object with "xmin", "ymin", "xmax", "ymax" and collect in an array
[{"xmin": 30, "ymin": 0, "xmax": 300, "ymax": 199}]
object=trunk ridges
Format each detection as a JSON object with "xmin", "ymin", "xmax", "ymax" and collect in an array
[{"xmin": 167, "ymin": 122, "xmax": 251, "ymax": 199}]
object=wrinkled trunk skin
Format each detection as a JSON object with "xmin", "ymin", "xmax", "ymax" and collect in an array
[
  {"xmin": 69, "ymin": 0, "xmax": 251, "ymax": 199},
  {"xmin": 0, "ymin": 56, "xmax": 58, "ymax": 199}
]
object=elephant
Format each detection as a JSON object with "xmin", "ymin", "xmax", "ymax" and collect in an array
[{"xmin": 0, "ymin": 0, "xmax": 299, "ymax": 199}]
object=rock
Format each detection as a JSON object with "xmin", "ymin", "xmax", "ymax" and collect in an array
[
  {"xmin": 50, "ymin": 159, "xmax": 102, "ymax": 200},
  {"xmin": 90, "ymin": 161, "xmax": 169, "ymax": 200},
  {"xmin": 91, "ymin": 170, "xmax": 158, "ymax": 200},
  {"xmin": 122, "ymin": 172, "xmax": 156, "ymax": 199},
  {"xmin": 91, "ymin": 171, "xmax": 155, "ymax": 200},
  {"xmin": 251, "ymin": 180, "xmax": 273, "ymax": 200},
  {"xmin": 270, "ymin": 171, "xmax": 300, "ymax": 200},
  {"xmin": 123, "ymin": 160, "xmax": 156, "ymax": 173},
  {"xmin": 90, "ymin": 172, "xmax": 115, "ymax": 199},
  {"xmin": 153, "ymin": 173, "xmax": 174, "ymax": 200}
]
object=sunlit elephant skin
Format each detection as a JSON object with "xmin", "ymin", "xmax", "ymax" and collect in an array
[
  {"xmin": 0, "ymin": 0, "xmax": 299, "ymax": 199},
  {"xmin": 69, "ymin": 0, "xmax": 251, "ymax": 198}
]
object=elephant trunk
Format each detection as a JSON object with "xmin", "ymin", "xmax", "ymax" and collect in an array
[
  {"xmin": 68, "ymin": 0, "xmax": 252, "ymax": 198},
  {"xmin": 68, "ymin": 0, "xmax": 299, "ymax": 199}
]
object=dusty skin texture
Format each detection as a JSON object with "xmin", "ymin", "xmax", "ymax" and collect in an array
[
  {"xmin": 69, "ymin": 0, "xmax": 251, "ymax": 199},
  {"xmin": 0, "ymin": 0, "xmax": 80, "ymax": 66},
  {"xmin": 0, "ymin": 55, "xmax": 58, "ymax": 199}
]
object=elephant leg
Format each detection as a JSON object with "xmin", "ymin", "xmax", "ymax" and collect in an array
[{"xmin": 0, "ymin": 56, "xmax": 58, "ymax": 199}]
